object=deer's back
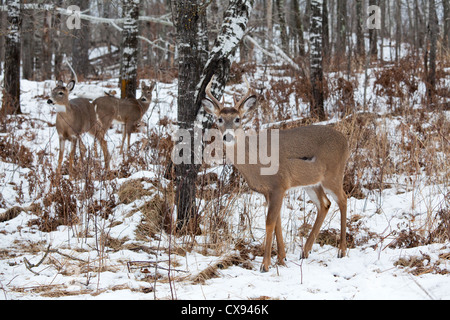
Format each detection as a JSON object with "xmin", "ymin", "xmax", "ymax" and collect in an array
[
  {"xmin": 94, "ymin": 96, "xmax": 143, "ymax": 124},
  {"xmin": 234, "ymin": 125, "xmax": 349, "ymax": 194}
]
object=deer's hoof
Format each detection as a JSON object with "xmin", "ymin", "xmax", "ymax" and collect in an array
[
  {"xmin": 300, "ymin": 250, "xmax": 309, "ymax": 260},
  {"xmin": 260, "ymin": 264, "xmax": 269, "ymax": 273},
  {"xmin": 337, "ymin": 250, "xmax": 346, "ymax": 259}
]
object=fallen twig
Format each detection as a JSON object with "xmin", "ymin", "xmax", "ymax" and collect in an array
[{"xmin": 23, "ymin": 245, "xmax": 51, "ymax": 275}]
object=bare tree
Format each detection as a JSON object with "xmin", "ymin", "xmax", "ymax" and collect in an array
[
  {"xmin": 426, "ymin": 0, "xmax": 438, "ymax": 106},
  {"xmin": 355, "ymin": 0, "xmax": 364, "ymax": 59},
  {"xmin": 443, "ymin": 0, "xmax": 450, "ymax": 49},
  {"xmin": 119, "ymin": 0, "xmax": 140, "ymax": 99},
  {"xmin": 267, "ymin": 0, "xmax": 273, "ymax": 40},
  {"xmin": 195, "ymin": 0, "xmax": 255, "ymax": 116},
  {"xmin": 71, "ymin": 0, "xmax": 90, "ymax": 79},
  {"xmin": 172, "ymin": 0, "xmax": 203, "ymax": 233},
  {"xmin": 336, "ymin": 0, "xmax": 347, "ymax": 57},
  {"xmin": 1, "ymin": 0, "xmax": 22, "ymax": 118},
  {"xmin": 322, "ymin": 0, "xmax": 329, "ymax": 60},
  {"xmin": 292, "ymin": 0, "xmax": 305, "ymax": 56},
  {"xmin": 275, "ymin": 0, "xmax": 289, "ymax": 54},
  {"xmin": 309, "ymin": 0, "xmax": 325, "ymax": 120},
  {"xmin": 369, "ymin": 0, "xmax": 378, "ymax": 58}
]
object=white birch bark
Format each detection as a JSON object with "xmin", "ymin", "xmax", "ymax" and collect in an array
[
  {"xmin": 1, "ymin": 0, "xmax": 22, "ymax": 115},
  {"xmin": 119, "ymin": 0, "xmax": 140, "ymax": 99},
  {"xmin": 196, "ymin": 0, "xmax": 255, "ymax": 119}
]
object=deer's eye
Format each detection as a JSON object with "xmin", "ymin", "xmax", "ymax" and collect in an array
[
  {"xmin": 218, "ymin": 118, "xmax": 224, "ymax": 124},
  {"xmin": 58, "ymin": 92, "xmax": 64, "ymax": 96},
  {"xmin": 234, "ymin": 117, "xmax": 240, "ymax": 123}
]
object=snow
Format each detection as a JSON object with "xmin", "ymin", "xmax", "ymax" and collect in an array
[{"xmin": 0, "ymin": 53, "xmax": 449, "ymax": 301}]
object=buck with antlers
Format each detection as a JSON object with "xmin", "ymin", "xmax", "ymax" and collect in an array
[
  {"xmin": 202, "ymin": 77, "xmax": 350, "ymax": 272},
  {"xmin": 47, "ymin": 80, "xmax": 110, "ymax": 176},
  {"xmin": 93, "ymin": 81, "xmax": 156, "ymax": 154}
]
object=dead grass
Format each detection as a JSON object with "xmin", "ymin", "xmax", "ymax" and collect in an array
[
  {"xmin": 118, "ymin": 179, "xmax": 155, "ymax": 204},
  {"xmin": 135, "ymin": 194, "xmax": 173, "ymax": 240},
  {"xmin": 394, "ymin": 251, "xmax": 450, "ymax": 276},
  {"xmin": 190, "ymin": 253, "xmax": 246, "ymax": 284}
]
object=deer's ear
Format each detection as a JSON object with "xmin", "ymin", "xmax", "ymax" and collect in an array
[
  {"xmin": 202, "ymin": 98, "xmax": 221, "ymax": 117},
  {"xmin": 67, "ymin": 80, "xmax": 76, "ymax": 92},
  {"xmin": 238, "ymin": 95, "xmax": 257, "ymax": 114}
]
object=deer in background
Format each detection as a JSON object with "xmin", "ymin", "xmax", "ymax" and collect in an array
[
  {"xmin": 47, "ymin": 80, "xmax": 110, "ymax": 176},
  {"xmin": 93, "ymin": 81, "xmax": 156, "ymax": 155},
  {"xmin": 202, "ymin": 77, "xmax": 350, "ymax": 272}
]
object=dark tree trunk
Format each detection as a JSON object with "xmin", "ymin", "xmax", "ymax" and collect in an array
[
  {"xmin": 336, "ymin": 0, "xmax": 347, "ymax": 57},
  {"xmin": 171, "ymin": 0, "xmax": 254, "ymax": 233},
  {"xmin": 427, "ymin": 0, "xmax": 438, "ymax": 106},
  {"xmin": 443, "ymin": 0, "xmax": 450, "ymax": 49},
  {"xmin": 322, "ymin": 0, "xmax": 329, "ymax": 62},
  {"xmin": 172, "ymin": 0, "xmax": 203, "ymax": 233},
  {"xmin": 71, "ymin": 0, "xmax": 90, "ymax": 79},
  {"xmin": 309, "ymin": 0, "xmax": 325, "ymax": 120},
  {"xmin": 119, "ymin": 0, "xmax": 140, "ymax": 99},
  {"xmin": 22, "ymin": 8, "xmax": 34, "ymax": 80},
  {"xmin": 355, "ymin": 0, "xmax": 365, "ymax": 58},
  {"xmin": 2, "ymin": 0, "xmax": 22, "ymax": 118},
  {"xmin": 276, "ymin": 0, "xmax": 289, "ymax": 54},
  {"xmin": 369, "ymin": 0, "xmax": 378, "ymax": 58},
  {"xmin": 292, "ymin": 0, "xmax": 305, "ymax": 56},
  {"xmin": 53, "ymin": 0, "xmax": 65, "ymax": 80}
]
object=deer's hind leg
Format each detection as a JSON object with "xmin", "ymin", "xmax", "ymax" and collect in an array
[
  {"xmin": 302, "ymin": 185, "xmax": 331, "ymax": 259},
  {"xmin": 323, "ymin": 181, "xmax": 348, "ymax": 258}
]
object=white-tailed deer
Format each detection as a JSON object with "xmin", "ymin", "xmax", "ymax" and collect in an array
[
  {"xmin": 202, "ymin": 77, "xmax": 350, "ymax": 272},
  {"xmin": 93, "ymin": 81, "xmax": 156, "ymax": 154},
  {"xmin": 47, "ymin": 80, "xmax": 110, "ymax": 176}
]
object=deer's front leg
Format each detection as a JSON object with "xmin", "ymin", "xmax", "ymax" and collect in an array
[
  {"xmin": 261, "ymin": 192, "xmax": 285, "ymax": 273},
  {"xmin": 57, "ymin": 136, "xmax": 65, "ymax": 175}
]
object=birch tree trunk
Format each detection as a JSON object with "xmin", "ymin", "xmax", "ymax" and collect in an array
[
  {"xmin": 1, "ymin": 0, "xmax": 22, "ymax": 117},
  {"xmin": 309, "ymin": 0, "xmax": 325, "ymax": 120},
  {"xmin": 195, "ymin": 0, "xmax": 255, "ymax": 117},
  {"xmin": 119, "ymin": 0, "xmax": 140, "ymax": 99}
]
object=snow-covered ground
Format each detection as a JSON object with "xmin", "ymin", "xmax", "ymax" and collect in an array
[{"xmin": 0, "ymin": 62, "xmax": 449, "ymax": 300}]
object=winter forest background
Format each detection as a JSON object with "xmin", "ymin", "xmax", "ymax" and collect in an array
[{"xmin": 0, "ymin": 0, "xmax": 449, "ymax": 300}]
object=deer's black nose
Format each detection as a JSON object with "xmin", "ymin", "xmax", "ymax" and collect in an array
[
  {"xmin": 223, "ymin": 133, "xmax": 235, "ymax": 143},
  {"xmin": 47, "ymin": 99, "xmax": 54, "ymax": 105}
]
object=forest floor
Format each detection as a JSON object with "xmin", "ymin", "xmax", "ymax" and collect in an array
[{"xmin": 0, "ymin": 55, "xmax": 449, "ymax": 300}]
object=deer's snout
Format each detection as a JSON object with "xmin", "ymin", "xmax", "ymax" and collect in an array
[
  {"xmin": 47, "ymin": 99, "xmax": 54, "ymax": 105},
  {"xmin": 223, "ymin": 130, "xmax": 236, "ymax": 145}
]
